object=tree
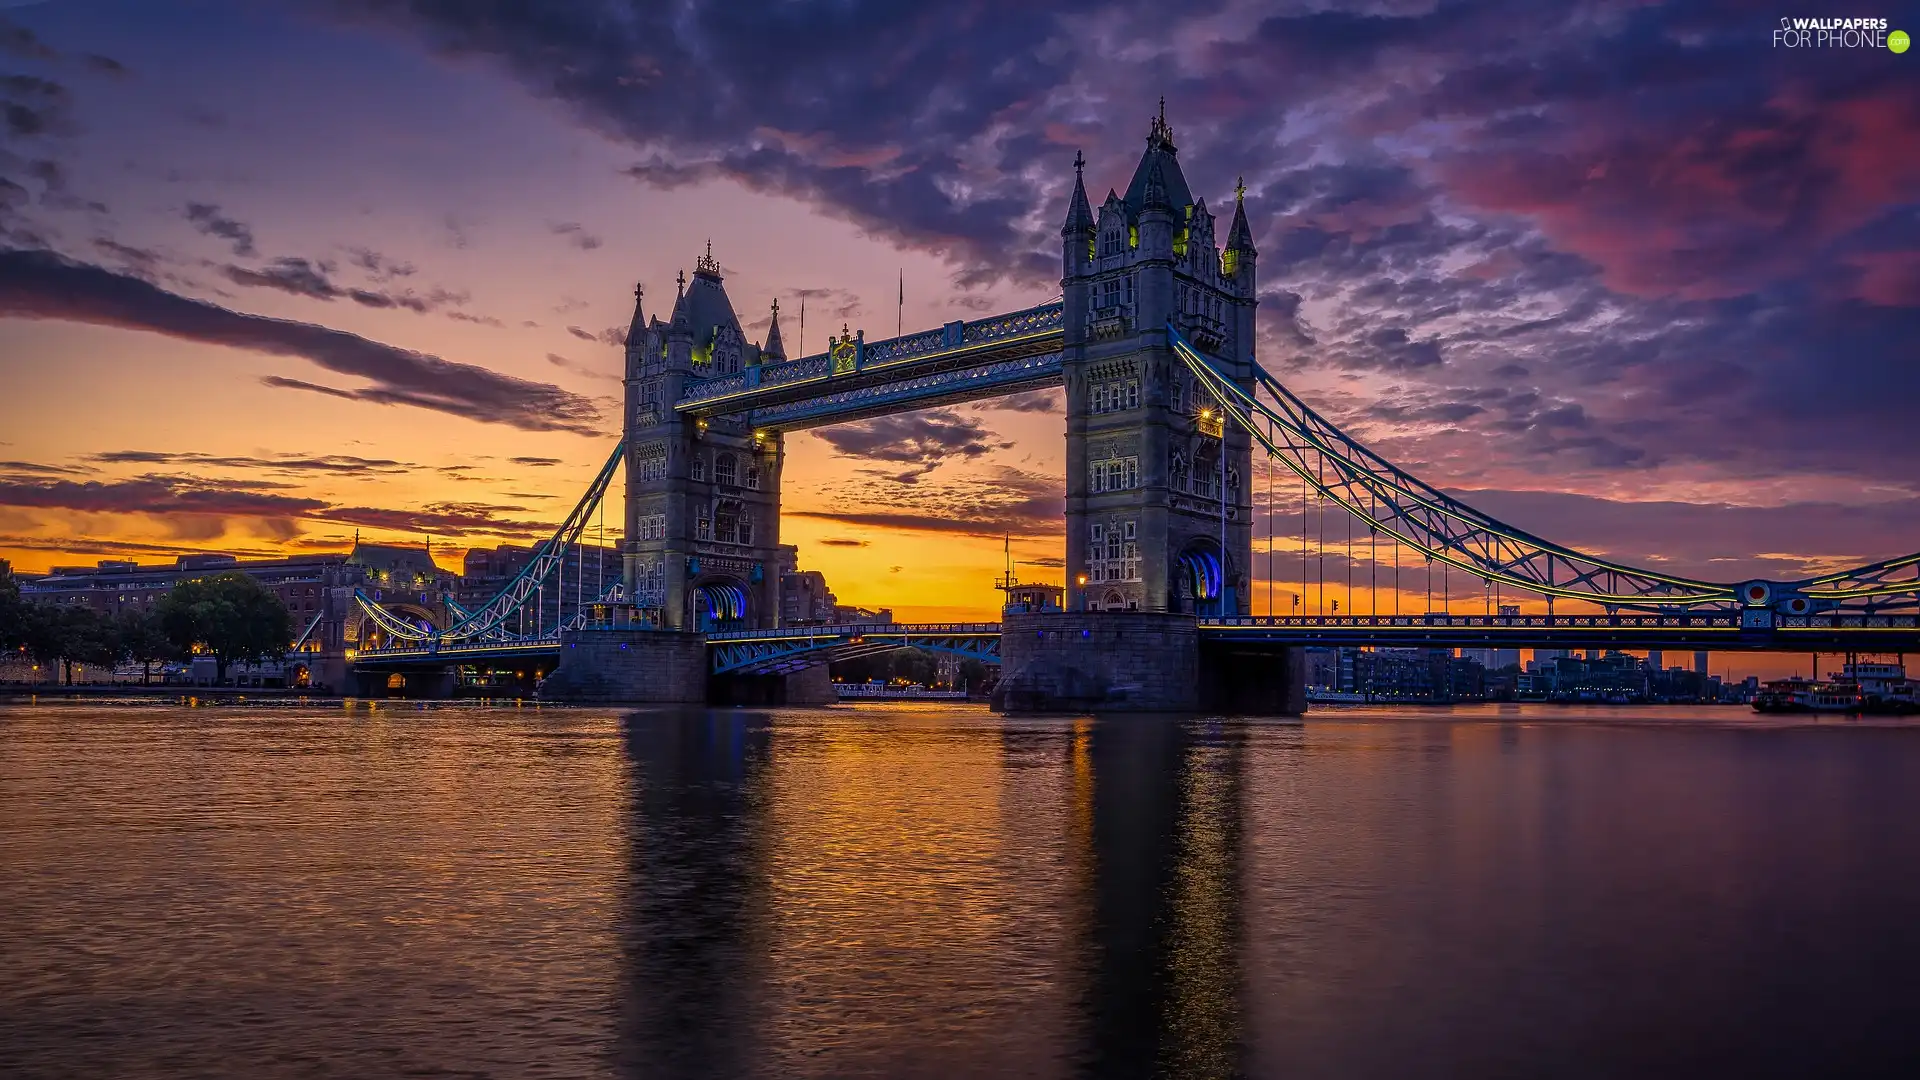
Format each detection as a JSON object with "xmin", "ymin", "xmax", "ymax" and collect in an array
[
  {"xmin": 19, "ymin": 603, "xmax": 65, "ymax": 685},
  {"xmin": 155, "ymin": 572, "xmax": 294, "ymax": 684},
  {"xmin": 0, "ymin": 558, "xmax": 22, "ymax": 651},
  {"xmin": 116, "ymin": 608, "xmax": 175, "ymax": 686},
  {"xmin": 18, "ymin": 603, "xmax": 112, "ymax": 685}
]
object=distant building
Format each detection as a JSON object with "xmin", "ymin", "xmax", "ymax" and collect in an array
[{"xmin": 781, "ymin": 568, "xmax": 836, "ymax": 625}]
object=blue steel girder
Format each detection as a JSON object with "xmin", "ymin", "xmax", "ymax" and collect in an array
[
  {"xmin": 707, "ymin": 623, "xmax": 1002, "ymax": 675},
  {"xmin": 675, "ymin": 302, "xmax": 1064, "ymax": 428}
]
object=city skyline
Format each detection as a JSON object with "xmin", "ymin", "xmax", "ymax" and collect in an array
[{"xmin": 2, "ymin": 0, "xmax": 1916, "ymax": 631}]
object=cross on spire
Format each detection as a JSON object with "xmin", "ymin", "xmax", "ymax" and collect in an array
[
  {"xmin": 634, "ymin": 282, "xmax": 644, "ymax": 300},
  {"xmin": 1235, "ymin": 176, "xmax": 1246, "ymax": 203},
  {"xmin": 1074, "ymin": 149, "xmax": 1085, "ymax": 176}
]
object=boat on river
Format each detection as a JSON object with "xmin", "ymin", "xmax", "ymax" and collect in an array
[{"xmin": 1752, "ymin": 660, "xmax": 1919, "ymax": 714}]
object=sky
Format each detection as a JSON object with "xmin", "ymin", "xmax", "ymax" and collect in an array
[{"xmin": 0, "ymin": 0, "xmax": 1916, "ymax": 651}]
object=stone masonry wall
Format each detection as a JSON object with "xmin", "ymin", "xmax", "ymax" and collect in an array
[
  {"xmin": 539, "ymin": 628, "xmax": 708, "ymax": 704},
  {"xmin": 996, "ymin": 611, "xmax": 1200, "ymax": 712}
]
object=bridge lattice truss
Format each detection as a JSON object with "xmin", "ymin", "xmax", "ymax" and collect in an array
[
  {"xmin": 353, "ymin": 441, "xmax": 626, "ymax": 649},
  {"xmin": 1166, "ymin": 322, "xmax": 1920, "ymax": 616},
  {"xmin": 708, "ymin": 624, "xmax": 1002, "ymax": 675}
]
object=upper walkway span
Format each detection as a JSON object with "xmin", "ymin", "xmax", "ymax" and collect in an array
[{"xmin": 673, "ymin": 302, "xmax": 1065, "ymax": 430}]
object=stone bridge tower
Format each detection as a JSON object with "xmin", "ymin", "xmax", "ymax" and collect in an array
[
  {"xmin": 622, "ymin": 246, "xmax": 787, "ymax": 631},
  {"xmin": 1061, "ymin": 105, "xmax": 1259, "ymax": 616}
]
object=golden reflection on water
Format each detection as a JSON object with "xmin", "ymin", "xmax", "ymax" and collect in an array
[{"xmin": 7, "ymin": 702, "xmax": 1920, "ymax": 1077}]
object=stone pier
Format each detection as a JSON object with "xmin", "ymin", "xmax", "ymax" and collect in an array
[
  {"xmin": 538, "ymin": 627, "xmax": 709, "ymax": 704},
  {"xmin": 995, "ymin": 611, "xmax": 1201, "ymax": 712},
  {"xmin": 538, "ymin": 627, "xmax": 840, "ymax": 706},
  {"xmin": 994, "ymin": 611, "xmax": 1303, "ymax": 715}
]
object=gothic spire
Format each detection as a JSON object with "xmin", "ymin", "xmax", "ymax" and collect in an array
[
  {"xmin": 1061, "ymin": 149, "xmax": 1094, "ymax": 236},
  {"xmin": 762, "ymin": 297, "xmax": 786, "ymax": 361},
  {"xmin": 669, "ymin": 269, "xmax": 689, "ymax": 327},
  {"xmin": 1225, "ymin": 176, "xmax": 1257, "ymax": 257},
  {"xmin": 626, "ymin": 281, "xmax": 647, "ymax": 344}
]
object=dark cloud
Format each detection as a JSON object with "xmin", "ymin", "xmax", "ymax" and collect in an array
[
  {"xmin": 184, "ymin": 201, "xmax": 256, "ymax": 257},
  {"xmin": 793, "ymin": 286, "xmax": 863, "ymax": 322},
  {"xmin": 224, "ymin": 256, "xmax": 335, "ymax": 299},
  {"xmin": 0, "ymin": 249, "xmax": 603, "ymax": 435},
  {"xmin": 817, "ymin": 538, "xmax": 871, "ymax": 547},
  {"xmin": 547, "ymin": 220, "xmax": 603, "ymax": 250},
  {"xmin": 565, "ymin": 325, "xmax": 595, "ymax": 341},
  {"xmin": 974, "ymin": 388, "xmax": 1059, "ymax": 414},
  {"xmin": 221, "ymin": 255, "xmax": 470, "ymax": 315},
  {"xmin": 0, "ymin": 473, "xmax": 328, "ymax": 518},
  {"xmin": 0, "ymin": 16, "xmax": 55, "ymax": 61},
  {"xmin": 82, "ymin": 54, "xmax": 128, "ymax": 77},
  {"xmin": 810, "ymin": 408, "xmax": 1012, "ymax": 482},
  {"xmin": 791, "ymin": 464, "xmax": 1063, "ymax": 538},
  {"xmin": 0, "ymin": 460, "xmax": 91, "ymax": 477},
  {"xmin": 1, "ymin": 73, "xmax": 71, "ymax": 138},
  {"xmin": 89, "ymin": 450, "xmax": 412, "ymax": 476},
  {"xmin": 546, "ymin": 352, "xmax": 618, "ymax": 381},
  {"xmin": 345, "ymin": 246, "xmax": 416, "ymax": 282},
  {"xmin": 509, "ymin": 456, "xmax": 563, "ymax": 466},
  {"xmin": 0, "ymin": 471, "xmax": 558, "ymax": 543}
]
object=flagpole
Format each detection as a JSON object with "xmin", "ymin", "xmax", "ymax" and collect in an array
[
  {"xmin": 799, "ymin": 296, "xmax": 806, "ymax": 357},
  {"xmin": 897, "ymin": 268, "xmax": 904, "ymax": 338}
]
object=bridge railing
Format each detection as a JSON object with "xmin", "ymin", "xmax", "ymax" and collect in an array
[{"xmin": 707, "ymin": 622, "xmax": 1003, "ymax": 641}]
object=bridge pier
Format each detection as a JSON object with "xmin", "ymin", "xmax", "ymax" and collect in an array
[
  {"xmin": 995, "ymin": 612, "xmax": 1303, "ymax": 715},
  {"xmin": 996, "ymin": 611, "xmax": 1199, "ymax": 712},
  {"xmin": 539, "ymin": 627, "xmax": 709, "ymax": 704}
]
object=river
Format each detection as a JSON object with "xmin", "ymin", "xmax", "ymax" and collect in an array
[{"xmin": 2, "ymin": 700, "xmax": 1917, "ymax": 1077}]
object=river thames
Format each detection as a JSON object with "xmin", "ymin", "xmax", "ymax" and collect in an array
[{"xmin": 2, "ymin": 701, "xmax": 1917, "ymax": 1077}]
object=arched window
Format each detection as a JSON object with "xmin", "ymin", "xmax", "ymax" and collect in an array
[
  {"xmin": 745, "ymin": 465, "xmax": 761, "ymax": 490},
  {"xmin": 715, "ymin": 454, "xmax": 737, "ymax": 487},
  {"xmin": 691, "ymin": 455, "xmax": 706, "ymax": 483}
]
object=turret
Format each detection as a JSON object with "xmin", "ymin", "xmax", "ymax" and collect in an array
[
  {"xmin": 1223, "ymin": 177, "xmax": 1257, "ymax": 294},
  {"xmin": 623, "ymin": 282, "xmax": 647, "ymax": 377},
  {"xmin": 1062, "ymin": 149, "xmax": 1095, "ymax": 280},
  {"xmin": 762, "ymin": 298, "xmax": 786, "ymax": 362}
]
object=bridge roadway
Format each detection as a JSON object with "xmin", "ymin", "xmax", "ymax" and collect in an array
[{"xmin": 347, "ymin": 612, "xmax": 1920, "ymax": 675}]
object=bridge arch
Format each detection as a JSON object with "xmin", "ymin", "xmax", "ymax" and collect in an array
[
  {"xmin": 1173, "ymin": 538, "xmax": 1228, "ymax": 618},
  {"xmin": 346, "ymin": 599, "xmax": 440, "ymax": 649},
  {"xmin": 689, "ymin": 575, "xmax": 751, "ymax": 633}
]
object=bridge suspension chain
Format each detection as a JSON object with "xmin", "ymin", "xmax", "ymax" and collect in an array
[{"xmin": 1168, "ymin": 322, "xmax": 1918, "ymax": 614}]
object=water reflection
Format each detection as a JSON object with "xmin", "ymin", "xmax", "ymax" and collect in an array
[
  {"xmin": 1072, "ymin": 718, "xmax": 1247, "ymax": 1080},
  {"xmin": 611, "ymin": 709, "xmax": 1253, "ymax": 1078},
  {"xmin": 615, "ymin": 708, "xmax": 774, "ymax": 1077}
]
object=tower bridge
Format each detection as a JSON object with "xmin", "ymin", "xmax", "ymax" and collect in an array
[{"xmin": 346, "ymin": 105, "xmax": 1920, "ymax": 708}]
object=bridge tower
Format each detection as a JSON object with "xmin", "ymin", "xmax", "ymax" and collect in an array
[
  {"xmin": 1061, "ymin": 104, "xmax": 1258, "ymax": 616},
  {"xmin": 622, "ymin": 247, "xmax": 787, "ymax": 631}
]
